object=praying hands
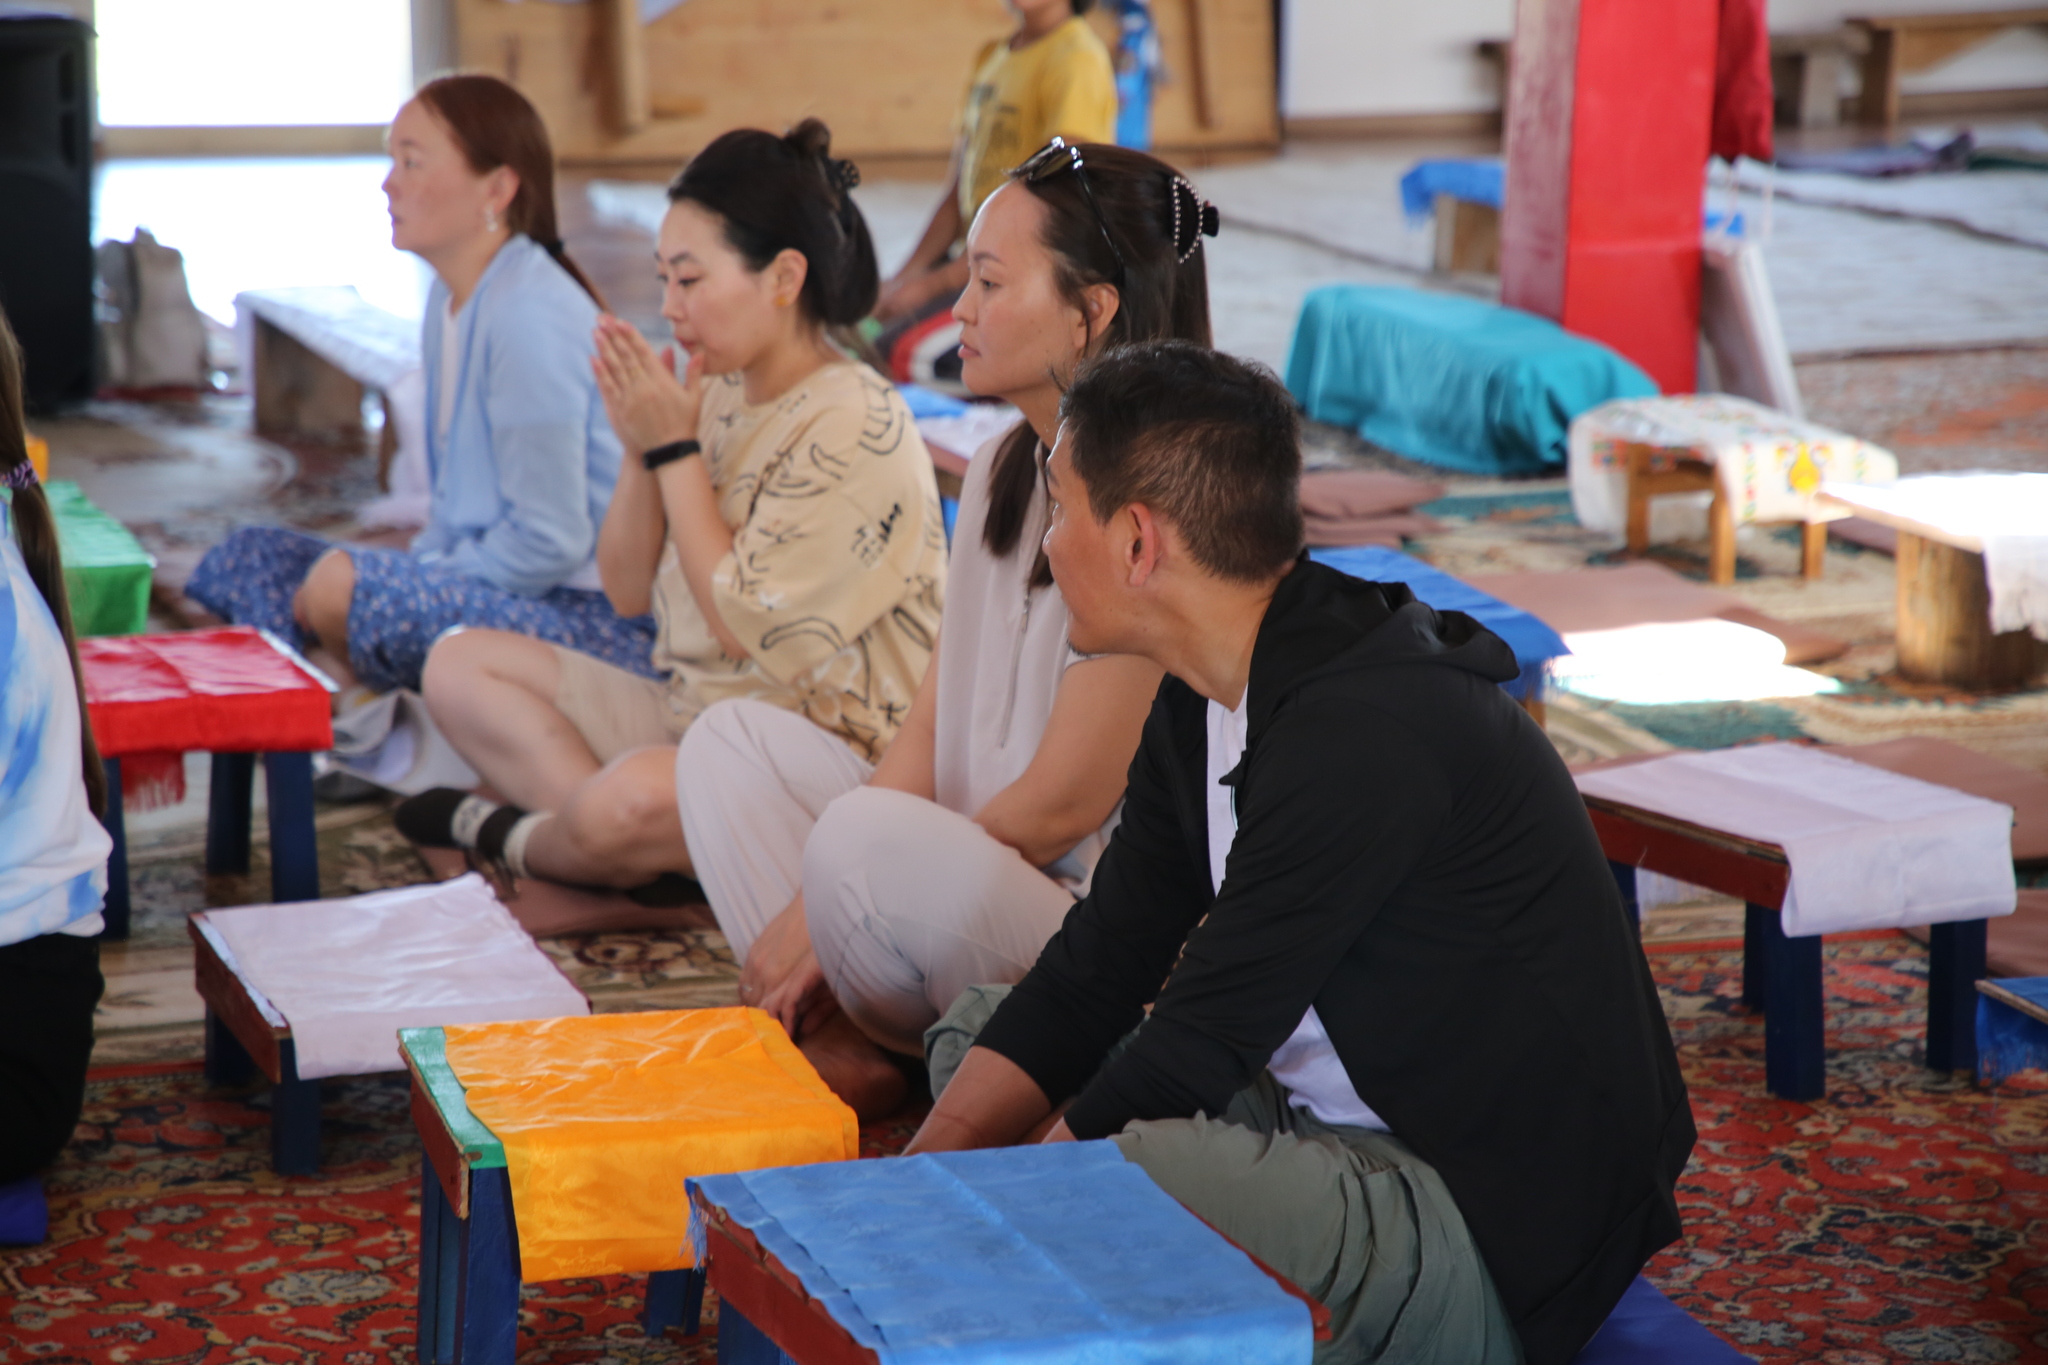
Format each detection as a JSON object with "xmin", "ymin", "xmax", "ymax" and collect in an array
[{"xmin": 591, "ymin": 313, "xmax": 705, "ymax": 457}]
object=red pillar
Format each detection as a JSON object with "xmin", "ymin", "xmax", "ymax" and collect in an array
[{"xmin": 1500, "ymin": 0, "xmax": 1719, "ymax": 394}]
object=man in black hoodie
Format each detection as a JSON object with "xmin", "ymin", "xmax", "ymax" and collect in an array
[{"xmin": 904, "ymin": 341, "xmax": 1695, "ymax": 1365}]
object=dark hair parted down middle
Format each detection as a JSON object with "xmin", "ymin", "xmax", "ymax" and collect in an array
[
  {"xmin": 667, "ymin": 118, "xmax": 880, "ymax": 330},
  {"xmin": 1060, "ymin": 340, "xmax": 1305, "ymax": 583},
  {"xmin": 982, "ymin": 143, "xmax": 1216, "ymax": 575}
]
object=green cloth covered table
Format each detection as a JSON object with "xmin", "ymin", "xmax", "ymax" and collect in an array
[
  {"xmin": 1284, "ymin": 286, "xmax": 1658, "ymax": 476},
  {"xmin": 46, "ymin": 481, "xmax": 153, "ymax": 637}
]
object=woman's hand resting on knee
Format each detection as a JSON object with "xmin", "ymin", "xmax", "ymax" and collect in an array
[{"xmin": 740, "ymin": 895, "xmax": 836, "ymax": 1040}]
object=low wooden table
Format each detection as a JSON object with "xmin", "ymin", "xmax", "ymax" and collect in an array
[
  {"xmin": 1816, "ymin": 481, "xmax": 2048, "ymax": 690},
  {"xmin": 401, "ymin": 1027, "xmax": 703, "ymax": 1365},
  {"xmin": 190, "ymin": 912, "xmax": 324, "ymax": 1175},
  {"xmin": 1584, "ymin": 791, "xmax": 1989, "ymax": 1100},
  {"xmin": 1850, "ymin": 8, "xmax": 2048, "ymax": 125}
]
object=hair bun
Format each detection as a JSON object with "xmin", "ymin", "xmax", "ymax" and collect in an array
[{"xmin": 827, "ymin": 158, "xmax": 861, "ymax": 195}]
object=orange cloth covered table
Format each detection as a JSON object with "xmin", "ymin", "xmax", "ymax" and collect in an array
[{"xmin": 440, "ymin": 1007, "xmax": 858, "ymax": 1283}]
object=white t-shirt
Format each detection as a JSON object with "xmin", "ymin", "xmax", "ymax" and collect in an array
[{"xmin": 1206, "ymin": 692, "xmax": 1388, "ymax": 1131}]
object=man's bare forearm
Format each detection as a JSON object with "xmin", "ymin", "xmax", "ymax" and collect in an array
[{"xmin": 903, "ymin": 1046, "xmax": 1051, "ymax": 1154}]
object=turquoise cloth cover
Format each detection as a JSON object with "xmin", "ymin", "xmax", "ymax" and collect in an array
[
  {"xmin": 691, "ymin": 1142, "xmax": 1311, "ymax": 1365},
  {"xmin": 1284, "ymin": 286, "xmax": 1658, "ymax": 476}
]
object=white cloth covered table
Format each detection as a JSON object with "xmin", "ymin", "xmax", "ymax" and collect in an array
[
  {"xmin": 1574, "ymin": 743, "xmax": 2016, "ymax": 937},
  {"xmin": 1569, "ymin": 394, "xmax": 1896, "ymax": 543},
  {"xmin": 205, "ymin": 874, "xmax": 588, "ymax": 1079},
  {"xmin": 1820, "ymin": 472, "xmax": 2048, "ymax": 642}
]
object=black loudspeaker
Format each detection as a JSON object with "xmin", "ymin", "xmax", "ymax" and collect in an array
[{"xmin": 0, "ymin": 12, "xmax": 94, "ymax": 413}]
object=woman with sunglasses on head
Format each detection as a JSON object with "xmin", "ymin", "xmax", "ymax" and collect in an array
[{"xmin": 677, "ymin": 139, "xmax": 1219, "ymax": 1116}]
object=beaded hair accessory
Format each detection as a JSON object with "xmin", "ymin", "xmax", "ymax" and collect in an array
[
  {"xmin": 3, "ymin": 459, "xmax": 38, "ymax": 492},
  {"xmin": 1168, "ymin": 175, "xmax": 1220, "ymax": 264},
  {"xmin": 827, "ymin": 157, "xmax": 861, "ymax": 195}
]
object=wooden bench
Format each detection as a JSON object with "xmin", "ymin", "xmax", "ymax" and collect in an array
[
  {"xmin": 191, "ymin": 912, "xmax": 324, "ymax": 1174},
  {"xmin": 1850, "ymin": 8, "xmax": 2048, "ymax": 125},
  {"xmin": 1975, "ymin": 976, "xmax": 2048, "ymax": 1082},
  {"xmin": 236, "ymin": 287, "xmax": 420, "ymax": 485}
]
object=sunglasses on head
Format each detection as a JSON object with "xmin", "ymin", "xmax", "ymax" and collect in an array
[{"xmin": 1012, "ymin": 136, "xmax": 1129, "ymax": 289}]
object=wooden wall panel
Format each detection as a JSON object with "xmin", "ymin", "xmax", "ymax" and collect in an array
[{"xmin": 447, "ymin": 0, "xmax": 1275, "ymax": 167}]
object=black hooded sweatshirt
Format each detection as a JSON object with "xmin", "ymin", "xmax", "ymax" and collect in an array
[{"xmin": 976, "ymin": 558, "xmax": 1695, "ymax": 1365}]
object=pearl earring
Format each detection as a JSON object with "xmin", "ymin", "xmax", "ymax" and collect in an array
[{"xmin": 485, "ymin": 206, "xmax": 499, "ymax": 232}]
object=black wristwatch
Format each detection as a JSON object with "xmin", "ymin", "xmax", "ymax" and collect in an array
[{"xmin": 642, "ymin": 439, "xmax": 702, "ymax": 472}]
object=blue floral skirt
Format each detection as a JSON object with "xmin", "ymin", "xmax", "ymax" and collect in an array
[{"xmin": 185, "ymin": 527, "xmax": 658, "ymax": 694}]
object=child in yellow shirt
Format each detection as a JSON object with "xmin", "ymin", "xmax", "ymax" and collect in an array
[{"xmin": 872, "ymin": 0, "xmax": 1117, "ymax": 382}]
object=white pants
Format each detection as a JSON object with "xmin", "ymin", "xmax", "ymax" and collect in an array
[{"xmin": 675, "ymin": 700, "xmax": 1076, "ymax": 1055}]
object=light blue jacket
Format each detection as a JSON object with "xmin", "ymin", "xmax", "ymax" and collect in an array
[{"xmin": 411, "ymin": 235, "xmax": 622, "ymax": 595}]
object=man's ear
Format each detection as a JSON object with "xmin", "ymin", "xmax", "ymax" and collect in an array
[{"xmin": 1123, "ymin": 503, "xmax": 1163, "ymax": 587}]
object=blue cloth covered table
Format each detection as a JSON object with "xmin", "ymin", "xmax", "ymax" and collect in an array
[
  {"xmin": 1399, "ymin": 157, "xmax": 1504, "ymax": 221},
  {"xmin": 691, "ymin": 1141, "xmax": 1312, "ymax": 1365},
  {"xmin": 1977, "ymin": 978, "xmax": 2048, "ymax": 1084},
  {"xmin": 1285, "ymin": 286, "xmax": 1658, "ymax": 476},
  {"xmin": 1310, "ymin": 545, "xmax": 1567, "ymax": 702}
]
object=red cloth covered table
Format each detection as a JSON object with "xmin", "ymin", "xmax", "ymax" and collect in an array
[{"xmin": 78, "ymin": 628, "xmax": 334, "ymax": 939}]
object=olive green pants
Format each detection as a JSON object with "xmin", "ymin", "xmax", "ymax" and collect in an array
[{"xmin": 928, "ymin": 985, "xmax": 1523, "ymax": 1365}]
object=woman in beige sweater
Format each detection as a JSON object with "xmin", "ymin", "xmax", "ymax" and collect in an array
[{"xmin": 397, "ymin": 120, "xmax": 946, "ymax": 907}]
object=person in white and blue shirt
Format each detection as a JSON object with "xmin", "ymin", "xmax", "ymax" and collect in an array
[{"xmin": 1, "ymin": 313, "xmax": 110, "ymax": 1195}]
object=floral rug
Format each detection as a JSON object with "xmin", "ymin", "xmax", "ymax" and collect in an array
[{"xmin": 10, "ymin": 933, "xmax": 2046, "ymax": 1364}]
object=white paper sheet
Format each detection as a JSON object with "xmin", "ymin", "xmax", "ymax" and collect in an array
[
  {"xmin": 206, "ymin": 874, "xmax": 589, "ymax": 1079},
  {"xmin": 1575, "ymin": 744, "xmax": 2017, "ymax": 937}
]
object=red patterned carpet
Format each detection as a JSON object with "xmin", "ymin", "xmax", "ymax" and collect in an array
[{"xmin": 4, "ymin": 934, "xmax": 2045, "ymax": 1364}]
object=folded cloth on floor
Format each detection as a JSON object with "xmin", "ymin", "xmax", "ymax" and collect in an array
[
  {"xmin": 1575, "ymin": 743, "xmax": 2017, "ymax": 937},
  {"xmin": 689, "ymin": 1142, "xmax": 1312, "ymax": 1365},
  {"xmin": 205, "ymin": 874, "xmax": 587, "ymax": 1079},
  {"xmin": 1300, "ymin": 468, "xmax": 1446, "ymax": 547},
  {"xmin": 443, "ymin": 1007, "xmax": 856, "ymax": 1283},
  {"xmin": 1569, "ymin": 394, "xmax": 1896, "ymax": 541},
  {"xmin": 1287, "ymin": 287, "xmax": 1657, "ymax": 476}
]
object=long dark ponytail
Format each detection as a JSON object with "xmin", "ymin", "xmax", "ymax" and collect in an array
[
  {"xmin": 1, "ymin": 309, "xmax": 105, "ymax": 819},
  {"xmin": 667, "ymin": 118, "xmax": 880, "ymax": 351},
  {"xmin": 981, "ymin": 144, "xmax": 1216, "ymax": 581},
  {"xmin": 414, "ymin": 74, "xmax": 608, "ymax": 310}
]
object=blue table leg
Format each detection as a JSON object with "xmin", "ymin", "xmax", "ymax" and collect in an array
[
  {"xmin": 1758, "ymin": 908, "xmax": 1825, "ymax": 1100},
  {"xmin": 454, "ymin": 1166, "xmax": 521, "ymax": 1365},
  {"xmin": 207, "ymin": 752, "xmax": 256, "ymax": 875},
  {"xmin": 100, "ymin": 756, "xmax": 130, "ymax": 941},
  {"xmin": 642, "ymin": 1267, "xmax": 706, "ymax": 1338},
  {"xmin": 1925, "ymin": 918, "xmax": 1987, "ymax": 1074},
  {"xmin": 264, "ymin": 751, "xmax": 320, "ymax": 903},
  {"xmin": 1742, "ymin": 903, "xmax": 1771, "ymax": 1011},
  {"xmin": 269, "ymin": 1039, "xmax": 322, "ymax": 1176},
  {"xmin": 1608, "ymin": 860, "xmax": 1639, "ymax": 935},
  {"xmin": 717, "ymin": 1305, "xmax": 796, "ymax": 1365},
  {"xmin": 203, "ymin": 1008, "xmax": 256, "ymax": 1087},
  {"xmin": 419, "ymin": 1158, "xmax": 459, "ymax": 1365}
]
